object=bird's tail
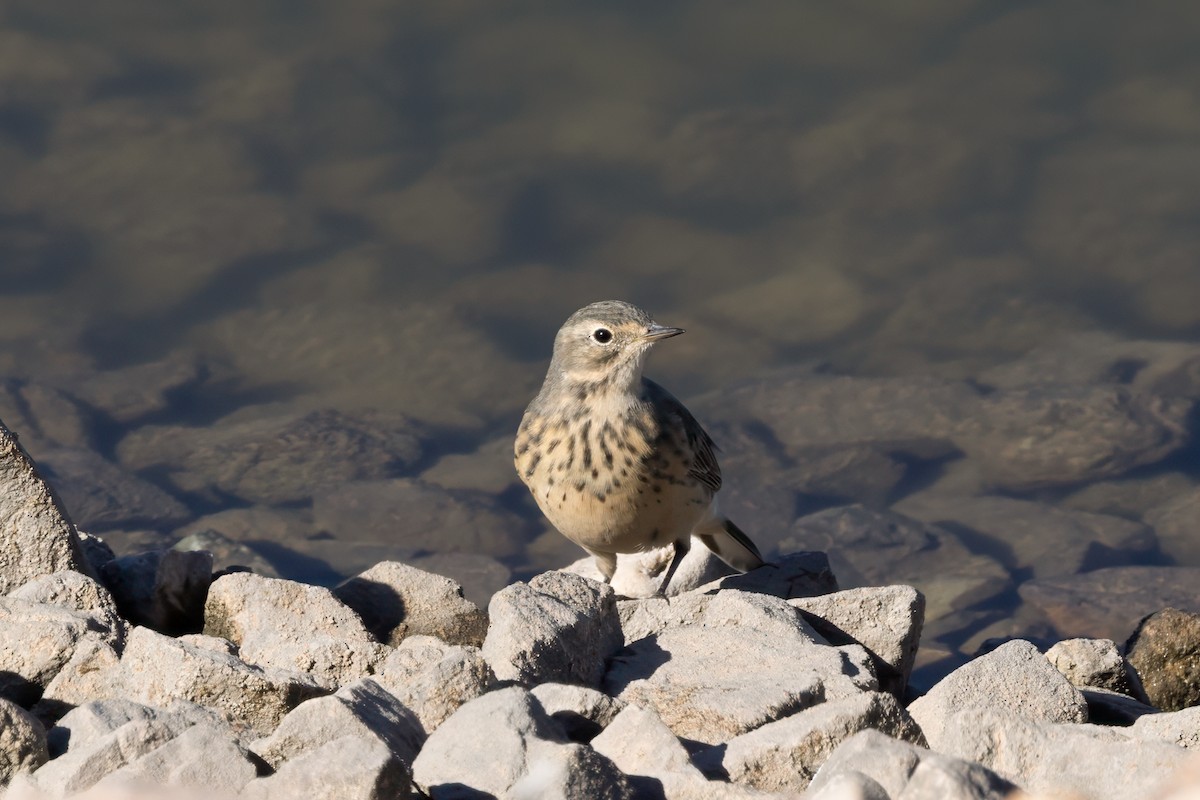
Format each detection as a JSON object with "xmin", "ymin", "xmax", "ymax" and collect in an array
[{"xmin": 696, "ymin": 516, "xmax": 765, "ymax": 573}]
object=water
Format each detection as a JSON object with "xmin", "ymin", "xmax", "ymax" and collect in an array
[{"xmin": 2, "ymin": 1, "xmax": 1198, "ymax": 682}]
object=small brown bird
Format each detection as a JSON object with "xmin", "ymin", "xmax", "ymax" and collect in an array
[{"xmin": 515, "ymin": 300, "xmax": 764, "ymax": 594}]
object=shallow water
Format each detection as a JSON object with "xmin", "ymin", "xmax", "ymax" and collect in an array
[{"xmin": 2, "ymin": 1, "xmax": 1199, "ymax": 683}]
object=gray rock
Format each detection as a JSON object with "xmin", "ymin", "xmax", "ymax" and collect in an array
[
  {"xmin": 483, "ymin": 571, "xmax": 622, "ymax": 687},
  {"xmin": 564, "ymin": 541, "xmax": 739, "ymax": 599},
  {"xmin": 531, "ymin": 684, "xmax": 625, "ymax": 743},
  {"xmin": 411, "ymin": 686, "xmax": 632, "ymax": 800},
  {"xmin": 1062, "ymin": 471, "xmax": 1195, "ymax": 520},
  {"xmin": 38, "ymin": 626, "xmax": 326, "ymax": 733},
  {"xmin": 75, "ymin": 531, "xmax": 115, "ymax": 574},
  {"xmin": 312, "ymin": 478, "xmax": 525, "ymax": 559},
  {"xmin": 100, "ymin": 549, "xmax": 212, "ymax": 635},
  {"xmin": 204, "ymin": 572, "xmax": 387, "ymax": 685},
  {"xmin": 8, "ymin": 571, "xmax": 124, "ymax": 647},
  {"xmin": 807, "ymin": 729, "xmax": 1016, "ymax": 800},
  {"xmin": 782, "ymin": 506, "xmax": 1011, "ymax": 628},
  {"xmin": 939, "ymin": 707, "xmax": 1189, "ymax": 800},
  {"xmin": 0, "ymin": 381, "xmax": 96, "ymax": 452},
  {"xmin": 1020, "ymin": 566, "xmax": 1200, "ymax": 643},
  {"xmin": 241, "ymin": 735, "xmax": 414, "ymax": 800},
  {"xmin": 116, "ymin": 407, "xmax": 424, "ymax": 505},
  {"xmin": 333, "ymin": 561, "xmax": 488, "ymax": 647},
  {"xmin": 1045, "ymin": 637, "xmax": 1145, "ymax": 699},
  {"xmin": 173, "ymin": 528, "xmax": 280, "ymax": 578},
  {"xmin": 604, "ymin": 592, "xmax": 877, "ymax": 745},
  {"xmin": 1144, "ymin": 485, "xmax": 1200, "ymax": 566},
  {"xmin": 0, "ymin": 598, "xmax": 118, "ymax": 706},
  {"xmin": 893, "ymin": 494, "xmax": 1158, "ymax": 579},
  {"xmin": 0, "ymin": 697, "xmax": 48, "ymax": 784},
  {"xmin": 251, "ymin": 678, "xmax": 423, "ymax": 770},
  {"xmin": 46, "ymin": 699, "xmax": 220, "ymax": 758},
  {"xmin": 0, "ymin": 421, "xmax": 94, "ymax": 594},
  {"xmin": 371, "ymin": 636, "xmax": 493, "ymax": 735},
  {"xmin": 696, "ymin": 550, "xmax": 840, "ymax": 599},
  {"xmin": 1126, "ymin": 607, "xmax": 1200, "ymax": 712},
  {"xmin": 404, "ymin": 552, "xmax": 511, "ymax": 609},
  {"xmin": 93, "ymin": 721, "xmax": 258, "ymax": 796},
  {"xmin": 806, "ymin": 771, "xmax": 889, "ymax": 800},
  {"xmin": 1079, "ymin": 687, "xmax": 1159, "ymax": 726},
  {"xmin": 907, "ymin": 640, "xmax": 1087, "ymax": 752},
  {"xmin": 698, "ymin": 691, "xmax": 924, "ymax": 793},
  {"xmin": 1129, "ymin": 706, "xmax": 1200, "ymax": 749},
  {"xmin": 35, "ymin": 447, "xmax": 191, "ymax": 531},
  {"xmin": 791, "ymin": 585, "xmax": 924, "ymax": 696},
  {"xmin": 65, "ymin": 355, "xmax": 204, "ymax": 424}
]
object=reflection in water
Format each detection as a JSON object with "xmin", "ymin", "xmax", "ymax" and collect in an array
[{"xmin": 1, "ymin": 1, "xmax": 1199, "ymax": 683}]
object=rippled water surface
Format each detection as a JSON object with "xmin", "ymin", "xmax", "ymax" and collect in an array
[{"xmin": 2, "ymin": 2, "xmax": 1199, "ymax": 684}]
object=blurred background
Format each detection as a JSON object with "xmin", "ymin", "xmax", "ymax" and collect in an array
[{"xmin": 1, "ymin": 1, "xmax": 1198, "ymax": 686}]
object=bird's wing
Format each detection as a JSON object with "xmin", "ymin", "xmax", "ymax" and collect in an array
[{"xmin": 643, "ymin": 379, "xmax": 722, "ymax": 493}]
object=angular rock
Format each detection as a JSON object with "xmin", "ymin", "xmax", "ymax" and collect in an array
[
  {"xmin": 116, "ymin": 407, "xmax": 424, "ymax": 505},
  {"xmin": 251, "ymin": 678, "xmax": 424, "ymax": 770},
  {"xmin": 100, "ymin": 549, "xmax": 212, "ymax": 635},
  {"xmin": 806, "ymin": 771, "xmax": 889, "ymax": 800},
  {"xmin": 1020, "ymin": 566, "xmax": 1200, "ymax": 642},
  {"xmin": 1130, "ymin": 706, "xmax": 1200, "ymax": 749},
  {"xmin": 46, "ymin": 699, "xmax": 220, "ymax": 759},
  {"xmin": 697, "ymin": 550, "xmax": 840, "ymax": 600},
  {"xmin": 1126, "ymin": 607, "xmax": 1200, "ymax": 712},
  {"xmin": 1080, "ymin": 687, "xmax": 1159, "ymax": 725},
  {"xmin": 8, "ymin": 571, "xmax": 124, "ymax": 647},
  {"xmin": 65, "ymin": 355, "xmax": 203, "ymax": 424},
  {"xmin": 604, "ymin": 592, "xmax": 876, "ymax": 745},
  {"xmin": 696, "ymin": 691, "xmax": 925, "ymax": 793},
  {"xmin": 893, "ymin": 494, "xmax": 1158, "ymax": 579},
  {"xmin": 412, "ymin": 687, "xmax": 631, "ymax": 799},
  {"xmin": 939, "ymin": 707, "xmax": 1188, "ymax": 800},
  {"xmin": 1144, "ymin": 485, "xmax": 1200, "ymax": 566},
  {"xmin": 371, "ymin": 636, "xmax": 493, "ymax": 735},
  {"xmin": 806, "ymin": 729, "xmax": 1016, "ymax": 800},
  {"xmin": 483, "ymin": 571, "xmax": 621, "ymax": 687},
  {"xmin": 0, "ymin": 697, "xmax": 48, "ymax": 784},
  {"xmin": 907, "ymin": 640, "xmax": 1087, "ymax": 752},
  {"xmin": 404, "ymin": 552, "xmax": 511, "ymax": 609},
  {"xmin": 531, "ymin": 684, "xmax": 625, "ymax": 743},
  {"xmin": 35, "ymin": 447, "xmax": 191, "ymax": 531},
  {"xmin": 312, "ymin": 478, "xmax": 525, "ymax": 559},
  {"xmin": 241, "ymin": 735, "xmax": 414, "ymax": 800},
  {"xmin": 791, "ymin": 585, "xmax": 924, "ymax": 696},
  {"xmin": 1045, "ymin": 637, "xmax": 1146, "ymax": 699},
  {"xmin": 333, "ymin": 561, "xmax": 488, "ymax": 647},
  {"xmin": 93, "ymin": 721, "xmax": 258, "ymax": 796},
  {"xmin": 204, "ymin": 572, "xmax": 387, "ymax": 685},
  {"xmin": 0, "ymin": 598, "xmax": 118, "ymax": 706},
  {"xmin": 38, "ymin": 626, "xmax": 326, "ymax": 733},
  {"xmin": 0, "ymin": 421, "xmax": 94, "ymax": 594},
  {"xmin": 172, "ymin": 528, "xmax": 280, "ymax": 578}
]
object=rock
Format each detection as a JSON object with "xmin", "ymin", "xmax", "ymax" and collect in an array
[
  {"xmin": 604, "ymin": 591, "xmax": 876, "ymax": 745},
  {"xmin": 8, "ymin": 571, "xmax": 124, "ymax": 646},
  {"xmin": 938, "ymin": 707, "xmax": 1189, "ymax": 800},
  {"xmin": 371, "ymin": 636, "xmax": 493, "ymax": 735},
  {"xmin": 251, "ymin": 678, "xmax": 424, "ymax": 769},
  {"xmin": 0, "ymin": 598, "xmax": 118, "ymax": 706},
  {"xmin": 483, "ymin": 571, "xmax": 621, "ymax": 688},
  {"xmin": 1080, "ymin": 688, "xmax": 1160, "ymax": 725},
  {"xmin": 240, "ymin": 735, "xmax": 414, "ymax": 800},
  {"xmin": 782, "ymin": 506, "xmax": 1010, "ymax": 625},
  {"xmin": 1062, "ymin": 472, "xmax": 1195, "ymax": 520},
  {"xmin": 806, "ymin": 771, "xmax": 890, "ymax": 800},
  {"xmin": 790, "ymin": 585, "xmax": 924, "ymax": 696},
  {"xmin": 806, "ymin": 729, "xmax": 1017, "ymax": 800},
  {"xmin": 696, "ymin": 550, "xmax": 840, "ymax": 599},
  {"xmin": 312, "ymin": 478, "xmax": 525, "ymax": 559},
  {"xmin": 38, "ymin": 626, "xmax": 326, "ymax": 733},
  {"xmin": 1045, "ymin": 637, "xmax": 1146, "ymax": 699},
  {"xmin": 1126, "ymin": 607, "xmax": 1200, "ymax": 711},
  {"xmin": 0, "ymin": 381, "xmax": 96, "ymax": 452},
  {"xmin": 0, "ymin": 698, "xmax": 48, "ymax": 784},
  {"xmin": 1020, "ymin": 566, "xmax": 1200, "ymax": 642},
  {"xmin": 696, "ymin": 691, "xmax": 924, "ymax": 793},
  {"xmin": 411, "ymin": 686, "xmax": 632, "ymax": 799},
  {"xmin": 75, "ymin": 531, "xmax": 115, "ymax": 573},
  {"xmin": 564, "ymin": 542, "xmax": 740, "ymax": 599},
  {"xmin": 1130, "ymin": 706, "xmax": 1200, "ymax": 749},
  {"xmin": 172, "ymin": 529, "xmax": 280, "ymax": 578},
  {"xmin": 1144, "ymin": 485, "xmax": 1200, "ymax": 566},
  {"xmin": 0, "ymin": 420, "xmax": 94, "ymax": 594},
  {"xmin": 93, "ymin": 721, "xmax": 258, "ymax": 796},
  {"xmin": 204, "ymin": 572, "xmax": 387, "ymax": 685},
  {"xmin": 333, "ymin": 561, "xmax": 488, "ymax": 647},
  {"xmin": 116, "ymin": 407, "xmax": 424, "ymax": 505},
  {"xmin": 34, "ymin": 447, "xmax": 191, "ymax": 531},
  {"xmin": 907, "ymin": 640, "xmax": 1087, "ymax": 751},
  {"xmin": 892, "ymin": 494, "xmax": 1158, "ymax": 578},
  {"xmin": 530, "ymin": 684, "xmax": 625, "ymax": 743},
  {"xmin": 46, "ymin": 699, "xmax": 220, "ymax": 759},
  {"xmin": 65, "ymin": 355, "xmax": 203, "ymax": 424},
  {"xmin": 404, "ymin": 552, "xmax": 511, "ymax": 609},
  {"xmin": 100, "ymin": 549, "xmax": 212, "ymax": 636}
]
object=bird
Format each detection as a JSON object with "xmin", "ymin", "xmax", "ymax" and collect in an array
[{"xmin": 514, "ymin": 300, "xmax": 764, "ymax": 594}]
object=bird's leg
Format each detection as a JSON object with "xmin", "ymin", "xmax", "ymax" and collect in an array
[{"xmin": 658, "ymin": 539, "xmax": 689, "ymax": 596}]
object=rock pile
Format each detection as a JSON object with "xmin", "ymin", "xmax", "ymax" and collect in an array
[{"xmin": 2, "ymin": 419, "xmax": 1199, "ymax": 799}]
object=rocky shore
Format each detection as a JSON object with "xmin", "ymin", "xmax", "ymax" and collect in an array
[{"xmin": 2, "ymin": 419, "xmax": 1199, "ymax": 799}]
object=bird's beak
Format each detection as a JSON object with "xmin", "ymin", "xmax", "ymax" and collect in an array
[{"xmin": 642, "ymin": 323, "xmax": 685, "ymax": 342}]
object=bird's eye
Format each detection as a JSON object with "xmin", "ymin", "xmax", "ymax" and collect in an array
[{"xmin": 592, "ymin": 328, "xmax": 613, "ymax": 344}]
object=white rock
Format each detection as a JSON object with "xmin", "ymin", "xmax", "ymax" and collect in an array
[
  {"xmin": 530, "ymin": 684, "xmax": 625, "ymax": 742},
  {"xmin": 1045, "ymin": 637, "xmax": 1145, "ymax": 698},
  {"xmin": 1130, "ymin": 706, "xmax": 1200, "ymax": 749},
  {"xmin": 91, "ymin": 722, "xmax": 257, "ymax": 795},
  {"xmin": 0, "ymin": 697, "xmax": 48, "ymax": 784},
  {"xmin": 0, "ymin": 598, "xmax": 119, "ymax": 706},
  {"xmin": 371, "ymin": 636, "xmax": 493, "ymax": 735},
  {"xmin": 241, "ymin": 735, "xmax": 414, "ymax": 800},
  {"xmin": 8, "ymin": 571, "xmax": 124, "ymax": 647}
]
